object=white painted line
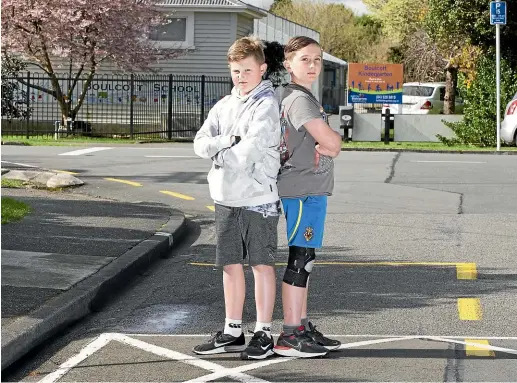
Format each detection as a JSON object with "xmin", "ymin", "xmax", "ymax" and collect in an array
[
  {"xmin": 338, "ymin": 336, "xmax": 418, "ymax": 349},
  {"xmin": 1, "ymin": 160, "xmax": 38, "ymax": 168},
  {"xmin": 113, "ymin": 333, "xmax": 270, "ymax": 383},
  {"xmin": 59, "ymin": 147, "xmax": 112, "ymax": 156},
  {"xmin": 38, "ymin": 333, "xmax": 112, "ymax": 383},
  {"xmin": 124, "ymin": 333, "xmax": 517, "ymax": 340},
  {"xmin": 184, "ymin": 357, "xmax": 291, "ymax": 383},
  {"xmin": 411, "ymin": 160, "xmax": 486, "ymax": 164},
  {"xmin": 422, "ymin": 336, "xmax": 517, "ymax": 355},
  {"xmin": 145, "ymin": 155, "xmax": 199, "ymax": 158}
]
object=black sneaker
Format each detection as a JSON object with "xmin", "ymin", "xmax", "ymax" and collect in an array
[
  {"xmin": 273, "ymin": 326, "xmax": 328, "ymax": 358},
  {"xmin": 306, "ymin": 321, "xmax": 341, "ymax": 351},
  {"xmin": 240, "ymin": 331, "xmax": 275, "ymax": 360},
  {"xmin": 193, "ymin": 331, "xmax": 246, "ymax": 355}
]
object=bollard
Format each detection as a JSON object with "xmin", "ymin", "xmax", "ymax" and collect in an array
[{"xmin": 382, "ymin": 108, "xmax": 394, "ymax": 145}]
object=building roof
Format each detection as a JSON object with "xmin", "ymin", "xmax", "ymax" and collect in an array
[
  {"xmin": 156, "ymin": 0, "xmax": 268, "ymax": 17},
  {"xmin": 323, "ymin": 52, "xmax": 347, "ymax": 67}
]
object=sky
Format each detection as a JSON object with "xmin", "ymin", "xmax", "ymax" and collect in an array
[{"xmin": 245, "ymin": 0, "xmax": 369, "ymax": 15}]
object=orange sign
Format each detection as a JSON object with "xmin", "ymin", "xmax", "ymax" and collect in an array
[{"xmin": 348, "ymin": 63, "xmax": 403, "ymax": 104}]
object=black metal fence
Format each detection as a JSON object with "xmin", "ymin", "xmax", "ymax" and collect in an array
[{"xmin": 1, "ymin": 73, "xmax": 233, "ymax": 139}]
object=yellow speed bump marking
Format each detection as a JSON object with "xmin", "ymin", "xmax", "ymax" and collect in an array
[
  {"xmin": 465, "ymin": 339, "xmax": 495, "ymax": 357},
  {"xmin": 458, "ymin": 298, "xmax": 482, "ymax": 320},
  {"xmin": 53, "ymin": 169, "xmax": 80, "ymax": 175},
  {"xmin": 456, "ymin": 263, "xmax": 477, "ymax": 280},
  {"xmin": 206, "ymin": 205, "xmax": 215, "ymax": 212},
  {"xmin": 160, "ymin": 190, "xmax": 195, "ymax": 201},
  {"xmin": 104, "ymin": 178, "xmax": 142, "ymax": 187}
]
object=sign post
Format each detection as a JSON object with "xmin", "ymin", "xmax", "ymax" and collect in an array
[{"xmin": 490, "ymin": 1, "xmax": 507, "ymax": 151}]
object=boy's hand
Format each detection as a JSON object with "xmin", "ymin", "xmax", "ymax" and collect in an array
[{"xmin": 315, "ymin": 143, "xmax": 340, "ymax": 158}]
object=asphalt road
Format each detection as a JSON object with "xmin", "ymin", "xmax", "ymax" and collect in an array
[{"xmin": 2, "ymin": 144, "xmax": 517, "ymax": 382}]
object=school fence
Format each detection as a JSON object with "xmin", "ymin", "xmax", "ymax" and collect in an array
[{"xmin": 1, "ymin": 73, "xmax": 233, "ymax": 139}]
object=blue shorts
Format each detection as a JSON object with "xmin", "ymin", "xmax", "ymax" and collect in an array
[{"xmin": 281, "ymin": 196, "xmax": 327, "ymax": 249}]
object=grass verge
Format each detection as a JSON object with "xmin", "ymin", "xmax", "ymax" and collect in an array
[
  {"xmin": 342, "ymin": 141, "xmax": 517, "ymax": 152},
  {"xmin": 1, "ymin": 179, "xmax": 26, "ymax": 188},
  {"xmin": 1, "ymin": 197, "xmax": 31, "ymax": 224}
]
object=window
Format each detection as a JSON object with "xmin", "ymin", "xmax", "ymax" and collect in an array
[
  {"xmin": 151, "ymin": 18, "xmax": 187, "ymax": 42},
  {"xmin": 150, "ymin": 13, "xmax": 194, "ymax": 49},
  {"xmin": 403, "ymin": 86, "xmax": 434, "ymax": 97}
]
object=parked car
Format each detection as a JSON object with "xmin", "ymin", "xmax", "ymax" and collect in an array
[
  {"xmin": 382, "ymin": 82, "xmax": 464, "ymax": 115},
  {"xmin": 501, "ymin": 92, "xmax": 517, "ymax": 146}
]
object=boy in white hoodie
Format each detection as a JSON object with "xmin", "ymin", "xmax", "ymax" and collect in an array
[{"xmin": 193, "ymin": 36, "xmax": 281, "ymax": 360}]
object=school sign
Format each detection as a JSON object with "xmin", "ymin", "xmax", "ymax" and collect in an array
[{"xmin": 347, "ymin": 63, "xmax": 403, "ymax": 104}]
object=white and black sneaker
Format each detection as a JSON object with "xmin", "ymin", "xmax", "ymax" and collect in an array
[
  {"xmin": 240, "ymin": 331, "xmax": 275, "ymax": 360},
  {"xmin": 193, "ymin": 331, "xmax": 246, "ymax": 355}
]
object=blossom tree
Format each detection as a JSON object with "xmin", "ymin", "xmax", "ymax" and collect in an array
[{"xmin": 1, "ymin": 0, "xmax": 185, "ymax": 128}]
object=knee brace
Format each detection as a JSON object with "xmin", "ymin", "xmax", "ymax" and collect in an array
[{"xmin": 283, "ymin": 246, "xmax": 316, "ymax": 288}]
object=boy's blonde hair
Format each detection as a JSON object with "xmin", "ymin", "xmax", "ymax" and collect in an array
[
  {"xmin": 284, "ymin": 36, "xmax": 321, "ymax": 61},
  {"xmin": 227, "ymin": 36, "xmax": 265, "ymax": 64}
]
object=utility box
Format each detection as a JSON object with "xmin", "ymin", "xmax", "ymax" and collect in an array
[{"xmin": 339, "ymin": 105, "xmax": 354, "ymax": 141}]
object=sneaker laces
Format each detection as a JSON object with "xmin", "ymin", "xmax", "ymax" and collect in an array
[
  {"xmin": 208, "ymin": 330, "xmax": 223, "ymax": 343},
  {"xmin": 247, "ymin": 330, "xmax": 267, "ymax": 348},
  {"xmin": 307, "ymin": 323, "xmax": 328, "ymax": 339},
  {"xmin": 308, "ymin": 322, "xmax": 337, "ymax": 344}
]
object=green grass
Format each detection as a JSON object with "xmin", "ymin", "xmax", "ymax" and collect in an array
[
  {"xmin": 342, "ymin": 141, "xmax": 517, "ymax": 151},
  {"xmin": 1, "ymin": 197, "xmax": 31, "ymax": 224},
  {"xmin": 3, "ymin": 135, "xmax": 516, "ymax": 151},
  {"xmin": 1, "ymin": 179, "xmax": 26, "ymax": 188}
]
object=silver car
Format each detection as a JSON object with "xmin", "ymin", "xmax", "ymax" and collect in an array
[{"xmin": 501, "ymin": 92, "xmax": 517, "ymax": 146}]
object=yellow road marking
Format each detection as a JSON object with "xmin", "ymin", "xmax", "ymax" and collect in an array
[
  {"xmin": 53, "ymin": 169, "xmax": 79, "ymax": 175},
  {"xmin": 458, "ymin": 298, "xmax": 482, "ymax": 320},
  {"xmin": 160, "ymin": 190, "xmax": 195, "ymax": 201},
  {"xmin": 456, "ymin": 263, "xmax": 477, "ymax": 280},
  {"xmin": 465, "ymin": 339, "xmax": 495, "ymax": 357},
  {"xmin": 104, "ymin": 178, "xmax": 142, "ymax": 187},
  {"xmin": 206, "ymin": 205, "xmax": 215, "ymax": 212}
]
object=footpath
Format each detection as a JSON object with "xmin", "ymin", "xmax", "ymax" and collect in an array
[{"xmin": 1, "ymin": 167, "xmax": 187, "ymax": 371}]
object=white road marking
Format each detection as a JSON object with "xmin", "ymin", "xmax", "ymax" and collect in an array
[
  {"xmin": 338, "ymin": 336, "xmax": 418, "ymax": 349},
  {"xmin": 145, "ymin": 155, "xmax": 199, "ymax": 158},
  {"xmin": 58, "ymin": 147, "xmax": 112, "ymax": 156},
  {"xmin": 38, "ymin": 333, "xmax": 112, "ymax": 383},
  {"xmin": 421, "ymin": 336, "xmax": 517, "ymax": 355},
  {"xmin": 1, "ymin": 160, "xmax": 38, "ymax": 168},
  {"xmin": 125, "ymin": 333, "xmax": 517, "ymax": 340},
  {"xmin": 112, "ymin": 333, "xmax": 270, "ymax": 383},
  {"xmin": 411, "ymin": 160, "xmax": 487, "ymax": 164},
  {"xmin": 39, "ymin": 332, "xmax": 517, "ymax": 383}
]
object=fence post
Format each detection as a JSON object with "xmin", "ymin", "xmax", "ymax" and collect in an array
[
  {"xmin": 200, "ymin": 75, "xmax": 205, "ymax": 125},
  {"xmin": 130, "ymin": 74, "xmax": 134, "ymax": 139},
  {"xmin": 26, "ymin": 71, "xmax": 30, "ymax": 139},
  {"xmin": 167, "ymin": 74, "xmax": 173, "ymax": 140}
]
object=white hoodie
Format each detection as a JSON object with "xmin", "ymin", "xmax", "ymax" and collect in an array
[{"xmin": 194, "ymin": 80, "xmax": 281, "ymax": 207}]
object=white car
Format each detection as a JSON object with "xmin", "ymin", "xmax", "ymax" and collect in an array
[
  {"xmin": 382, "ymin": 82, "xmax": 464, "ymax": 115},
  {"xmin": 501, "ymin": 92, "xmax": 517, "ymax": 146}
]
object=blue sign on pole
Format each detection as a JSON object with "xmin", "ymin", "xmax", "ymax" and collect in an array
[{"xmin": 490, "ymin": 1, "xmax": 507, "ymax": 25}]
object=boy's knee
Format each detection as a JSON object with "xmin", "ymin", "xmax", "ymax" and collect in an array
[
  {"xmin": 251, "ymin": 264, "xmax": 276, "ymax": 273},
  {"xmin": 283, "ymin": 246, "xmax": 315, "ymax": 287}
]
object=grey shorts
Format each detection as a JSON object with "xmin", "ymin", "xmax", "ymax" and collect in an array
[{"xmin": 215, "ymin": 204, "xmax": 279, "ymax": 267}]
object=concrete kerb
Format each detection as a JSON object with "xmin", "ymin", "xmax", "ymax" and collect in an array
[{"xmin": 0, "ymin": 211, "xmax": 187, "ymax": 371}]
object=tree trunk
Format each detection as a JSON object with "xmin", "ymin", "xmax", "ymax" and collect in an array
[{"xmin": 444, "ymin": 66, "xmax": 458, "ymax": 114}]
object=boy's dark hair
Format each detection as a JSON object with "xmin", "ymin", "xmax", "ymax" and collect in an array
[{"xmin": 284, "ymin": 36, "xmax": 321, "ymax": 60}]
